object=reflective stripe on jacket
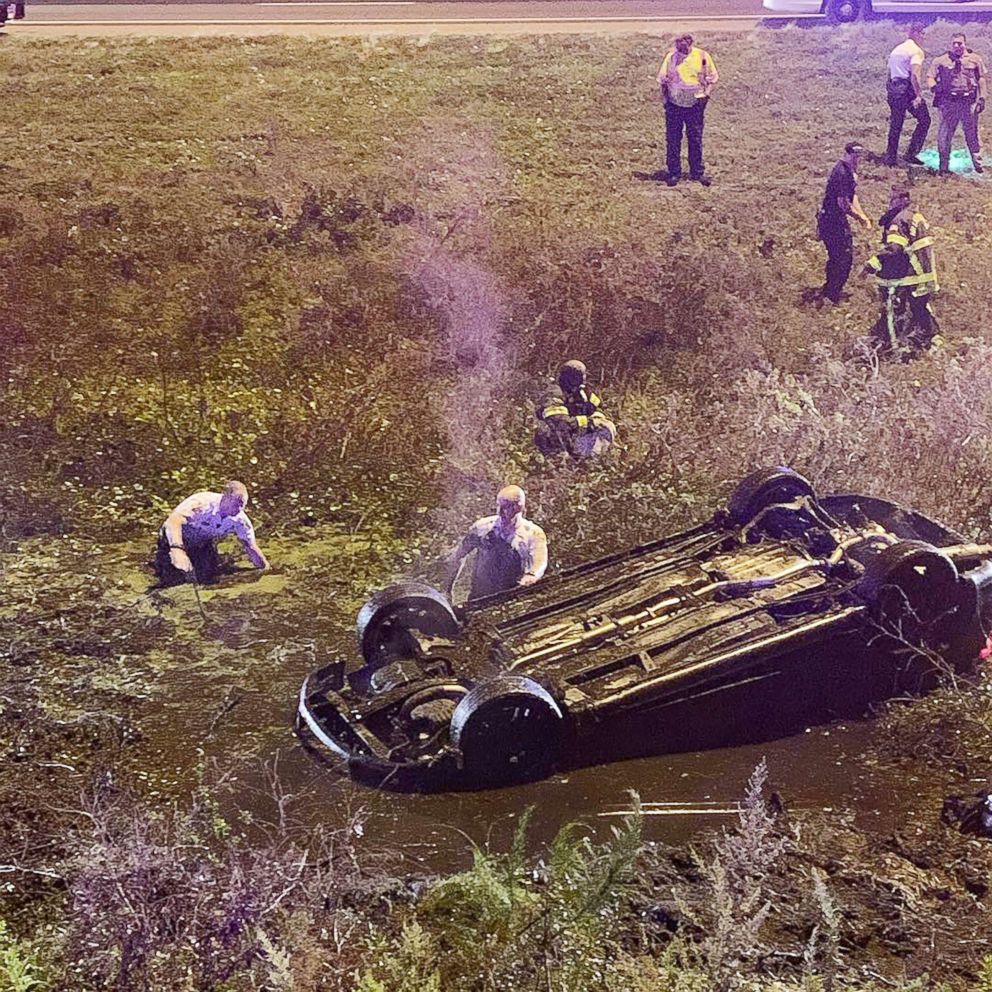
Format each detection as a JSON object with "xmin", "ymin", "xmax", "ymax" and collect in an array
[
  {"xmin": 865, "ymin": 210, "xmax": 937, "ymax": 298},
  {"xmin": 536, "ymin": 385, "xmax": 603, "ymax": 431}
]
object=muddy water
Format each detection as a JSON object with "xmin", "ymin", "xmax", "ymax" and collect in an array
[{"xmin": 9, "ymin": 531, "xmax": 934, "ymax": 874}]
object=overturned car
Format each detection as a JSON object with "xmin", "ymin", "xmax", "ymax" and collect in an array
[{"xmin": 297, "ymin": 468, "xmax": 992, "ymax": 790}]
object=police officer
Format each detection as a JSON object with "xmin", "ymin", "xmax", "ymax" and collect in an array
[
  {"xmin": 818, "ymin": 142, "xmax": 872, "ymax": 306},
  {"xmin": 863, "ymin": 186, "xmax": 938, "ymax": 355},
  {"xmin": 885, "ymin": 22, "xmax": 930, "ymax": 167},
  {"xmin": 534, "ymin": 360, "xmax": 617, "ymax": 460},
  {"xmin": 928, "ymin": 32, "xmax": 988, "ymax": 175},
  {"xmin": 444, "ymin": 485, "xmax": 548, "ymax": 601}
]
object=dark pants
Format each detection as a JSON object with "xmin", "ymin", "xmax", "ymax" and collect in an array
[
  {"xmin": 154, "ymin": 531, "xmax": 220, "ymax": 587},
  {"xmin": 906, "ymin": 294, "xmax": 938, "ymax": 349},
  {"xmin": 535, "ymin": 422, "xmax": 569, "ymax": 457},
  {"xmin": 886, "ymin": 79, "xmax": 930, "ymax": 161},
  {"xmin": 871, "ymin": 291, "xmax": 938, "ymax": 354},
  {"xmin": 818, "ymin": 216, "xmax": 853, "ymax": 303},
  {"xmin": 665, "ymin": 99, "xmax": 707, "ymax": 179}
]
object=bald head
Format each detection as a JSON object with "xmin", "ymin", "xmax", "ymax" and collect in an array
[
  {"xmin": 220, "ymin": 480, "xmax": 249, "ymax": 516},
  {"xmin": 496, "ymin": 484, "xmax": 525, "ymax": 522}
]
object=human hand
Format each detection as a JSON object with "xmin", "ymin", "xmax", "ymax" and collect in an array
[
  {"xmin": 860, "ymin": 215, "xmax": 872, "ymax": 230},
  {"xmin": 170, "ymin": 548, "xmax": 193, "ymax": 575},
  {"xmin": 518, "ymin": 573, "xmax": 539, "ymax": 587},
  {"xmin": 912, "ymin": 96, "xmax": 922, "ymax": 109},
  {"xmin": 978, "ymin": 97, "xmax": 986, "ymax": 114}
]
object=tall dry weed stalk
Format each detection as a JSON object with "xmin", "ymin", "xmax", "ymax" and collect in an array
[
  {"xmin": 804, "ymin": 869, "xmax": 842, "ymax": 992},
  {"xmin": 62, "ymin": 771, "xmax": 370, "ymax": 992},
  {"xmin": 679, "ymin": 760, "xmax": 785, "ymax": 992}
]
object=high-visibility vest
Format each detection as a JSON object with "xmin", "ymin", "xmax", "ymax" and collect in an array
[{"xmin": 660, "ymin": 48, "xmax": 717, "ymax": 107}]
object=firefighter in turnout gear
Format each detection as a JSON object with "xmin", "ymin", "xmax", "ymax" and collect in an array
[
  {"xmin": 534, "ymin": 361, "xmax": 617, "ymax": 460},
  {"xmin": 863, "ymin": 187, "xmax": 939, "ymax": 357}
]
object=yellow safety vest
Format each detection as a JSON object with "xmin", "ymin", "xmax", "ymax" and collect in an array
[{"xmin": 661, "ymin": 48, "xmax": 717, "ymax": 107}]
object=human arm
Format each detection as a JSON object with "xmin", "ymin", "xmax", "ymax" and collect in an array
[
  {"xmin": 702, "ymin": 51, "xmax": 718, "ymax": 94},
  {"xmin": 234, "ymin": 516, "xmax": 269, "ymax": 570},
  {"xmin": 978, "ymin": 56, "xmax": 988, "ymax": 110},
  {"xmin": 538, "ymin": 389, "xmax": 590, "ymax": 433},
  {"xmin": 657, "ymin": 53, "xmax": 671, "ymax": 97},
  {"xmin": 163, "ymin": 510, "xmax": 193, "ymax": 575},
  {"xmin": 841, "ymin": 192, "xmax": 871, "ymax": 229},
  {"xmin": 518, "ymin": 526, "xmax": 548, "ymax": 587},
  {"xmin": 910, "ymin": 56, "xmax": 924, "ymax": 103},
  {"xmin": 443, "ymin": 530, "xmax": 479, "ymax": 598}
]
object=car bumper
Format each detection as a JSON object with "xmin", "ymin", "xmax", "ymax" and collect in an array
[{"xmin": 762, "ymin": 0, "xmax": 820, "ymax": 11}]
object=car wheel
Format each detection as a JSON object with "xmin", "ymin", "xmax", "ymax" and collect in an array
[
  {"xmin": 450, "ymin": 676, "xmax": 563, "ymax": 785},
  {"xmin": 727, "ymin": 466, "xmax": 816, "ymax": 526},
  {"xmin": 823, "ymin": 0, "xmax": 869, "ymax": 23},
  {"xmin": 357, "ymin": 581, "xmax": 459, "ymax": 667},
  {"xmin": 857, "ymin": 541, "xmax": 981, "ymax": 673}
]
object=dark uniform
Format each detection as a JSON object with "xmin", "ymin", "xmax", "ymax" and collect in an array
[
  {"xmin": 864, "ymin": 208, "xmax": 938, "ymax": 354},
  {"xmin": 0, "ymin": 3, "xmax": 25, "ymax": 23},
  {"xmin": 818, "ymin": 158, "xmax": 858, "ymax": 304}
]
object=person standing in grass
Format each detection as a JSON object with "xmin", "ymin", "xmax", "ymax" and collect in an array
[
  {"xmin": 928, "ymin": 32, "xmax": 987, "ymax": 175},
  {"xmin": 657, "ymin": 33, "xmax": 718, "ymax": 188},
  {"xmin": 817, "ymin": 142, "xmax": 872, "ymax": 306},
  {"xmin": 863, "ymin": 185, "xmax": 939, "ymax": 355},
  {"xmin": 885, "ymin": 22, "xmax": 930, "ymax": 167}
]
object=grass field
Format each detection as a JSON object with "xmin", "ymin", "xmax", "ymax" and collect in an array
[
  {"xmin": 4, "ymin": 21, "xmax": 992, "ymax": 560},
  {"xmin": 4, "ymin": 20, "xmax": 992, "ymax": 992}
]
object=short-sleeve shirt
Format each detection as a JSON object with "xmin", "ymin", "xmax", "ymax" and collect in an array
[
  {"xmin": 162, "ymin": 491, "xmax": 257, "ymax": 550},
  {"xmin": 820, "ymin": 160, "xmax": 856, "ymax": 225},
  {"xmin": 888, "ymin": 39, "xmax": 924, "ymax": 81},
  {"xmin": 460, "ymin": 513, "xmax": 548, "ymax": 599}
]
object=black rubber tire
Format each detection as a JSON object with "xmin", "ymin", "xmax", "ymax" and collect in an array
[
  {"xmin": 824, "ymin": 0, "xmax": 868, "ymax": 23},
  {"xmin": 857, "ymin": 541, "xmax": 959, "ymax": 624},
  {"xmin": 727, "ymin": 467, "xmax": 816, "ymax": 526},
  {"xmin": 856, "ymin": 540, "xmax": 985, "ymax": 688},
  {"xmin": 450, "ymin": 676, "xmax": 563, "ymax": 785},
  {"xmin": 356, "ymin": 581, "xmax": 459, "ymax": 667}
]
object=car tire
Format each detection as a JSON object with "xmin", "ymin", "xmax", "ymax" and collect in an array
[
  {"xmin": 858, "ymin": 541, "xmax": 959, "ymax": 624},
  {"xmin": 357, "ymin": 581, "xmax": 459, "ymax": 667},
  {"xmin": 450, "ymin": 676, "xmax": 563, "ymax": 785},
  {"xmin": 857, "ymin": 541, "xmax": 983, "ymax": 678},
  {"xmin": 823, "ymin": 0, "xmax": 869, "ymax": 23},
  {"xmin": 727, "ymin": 466, "xmax": 816, "ymax": 526}
]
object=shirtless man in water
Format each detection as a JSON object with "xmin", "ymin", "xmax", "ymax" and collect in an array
[{"xmin": 155, "ymin": 480, "xmax": 269, "ymax": 586}]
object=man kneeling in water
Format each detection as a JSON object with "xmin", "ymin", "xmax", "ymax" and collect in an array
[{"xmin": 155, "ymin": 480, "xmax": 269, "ymax": 586}]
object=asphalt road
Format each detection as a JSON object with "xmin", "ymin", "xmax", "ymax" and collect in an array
[{"xmin": 3, "ymin": 0, "xmax": 806, "ymax": 37}]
